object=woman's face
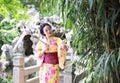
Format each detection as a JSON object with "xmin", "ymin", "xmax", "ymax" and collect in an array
[{"xmin": 43, "ymin": 25, "xmax": 52, "ymax": 37}]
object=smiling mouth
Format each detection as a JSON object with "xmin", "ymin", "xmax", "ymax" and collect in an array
[{"xmin": 49, "ymin": 32, "xmax": 52, "ymax": 34}]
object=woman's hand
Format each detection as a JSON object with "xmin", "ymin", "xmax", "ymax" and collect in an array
[
  {"xmin": 42, "ymin": 44, "xmax": 49, "ymax": 52},
  {"xmin": 64, "ymin": 45, "xmax": 68, "ymax": 51},
  {"xmin": 62, "ymin": 40, "xmax": 68, "ymax": 51},
  {"xmin": 63, "ymin": 44, "xmax": 68, "ymax": 51},
  {"xmin": 59, "ymin": 43, "xmax": 68, "ymax": 51}
]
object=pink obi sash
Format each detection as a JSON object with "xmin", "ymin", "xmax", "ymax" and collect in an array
[{"xmin": 43, "ymin": 52, "xmax": 59, "ymax": 65}]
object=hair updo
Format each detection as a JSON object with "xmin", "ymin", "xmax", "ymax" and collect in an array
[{"xmin": 39, "ymin": 23, "xmax": 52, "ymax": 36}]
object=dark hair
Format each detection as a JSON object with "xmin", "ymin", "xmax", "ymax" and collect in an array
[{"xmin": 39, "ymin": 23, "xmax": 51, "ymax": 36}]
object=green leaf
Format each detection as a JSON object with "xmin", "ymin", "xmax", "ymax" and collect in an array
[{"xmin": 88, "ymin": 0, "xmax": 93, "ymax": 9}]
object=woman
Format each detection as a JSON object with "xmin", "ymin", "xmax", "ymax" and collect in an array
[{"xmin": 35, "ymin": 23, "xmax": 67, "ymax": 83}]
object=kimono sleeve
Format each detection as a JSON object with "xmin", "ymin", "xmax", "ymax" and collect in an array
[
  {"xmin": 34, "ymin": 41, "xmax": 43, "ymax": 58},
  {"xmin": 57, "ymin": 38, "xmax": 67, "ymax": 69}
]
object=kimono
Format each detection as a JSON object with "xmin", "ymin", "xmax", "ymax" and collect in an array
[{"xmin": 35, "ymin": 37, "xmax": 67, "ymax": 83}]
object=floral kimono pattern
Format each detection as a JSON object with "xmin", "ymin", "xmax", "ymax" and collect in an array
[{"xmin": 35, "ymin": 37, "xmax": 67, "ymax": 83}]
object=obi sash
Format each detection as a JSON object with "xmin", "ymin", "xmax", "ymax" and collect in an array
[{"xmin": 43, "ymin": 52, "xmax": 59, "ymax": 65}]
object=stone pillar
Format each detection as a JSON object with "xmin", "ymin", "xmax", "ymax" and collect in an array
[
  {"xmin": 63, "ymin": 59, "xmax": 72, "ymax": 83},
  {"xmin": 13, "ymin": 55, "xmax": 25, "ymax": 83}
]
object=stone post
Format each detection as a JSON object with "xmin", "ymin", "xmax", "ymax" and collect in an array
[
  {"xmin": 13, "ymin": 55, "xmax": 25, "ymax": 83},
  {"xmin": 64, "ymin": 59, "xmax": 72, "ymax": 83}
]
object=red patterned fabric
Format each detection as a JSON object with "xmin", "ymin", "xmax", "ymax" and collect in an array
[{"xmin": 43, "ymin": 52, "xmax": 59, "ymax": 65}]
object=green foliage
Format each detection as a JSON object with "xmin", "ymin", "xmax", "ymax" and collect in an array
[
  {"xmin": 58, "ymin": 0, "xmax": 120, "ymax": 82},
  {"xmin": 40, "ymin": 0, "xmax": 59, "ymax": 16},
  {"xmin": 20, "ymin": 0, "xmax": 41, "ymax": 10},
  {"xmin": 20, "ymin": 0, "xmax": 60, "ymax": 16},
  {"xmin": 0, "ymin": 77, "xmax": 13, "ymax": 83},
  {"xmin": 0, "ymin": 0, "xmax": 29, "ymax": 20},
  {"xmin": 0, "ymin": 18, "xmax": 19, "ymax": 48}
]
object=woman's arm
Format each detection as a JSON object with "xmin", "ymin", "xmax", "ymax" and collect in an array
[
  {"xmin": 35, "ymin": 41, "xmax": 48, "ymax": 58},
  {"xmin": 57, "ymin": 38, "xmax": 68, "ymax": 69}
]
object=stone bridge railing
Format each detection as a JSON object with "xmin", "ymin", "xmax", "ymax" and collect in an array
[{"xmin": 13, "ymin": 55, "xmax": 72, "ymax": 83}]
